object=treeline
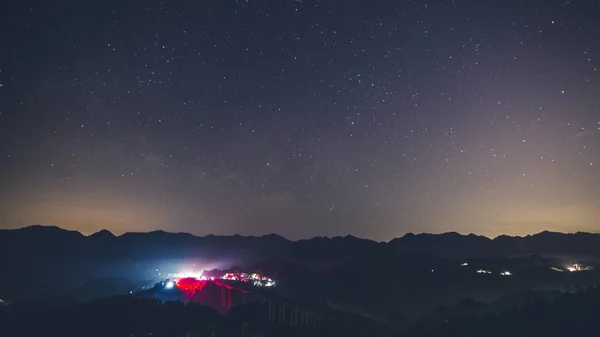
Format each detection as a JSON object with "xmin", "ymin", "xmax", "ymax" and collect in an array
[
  {"xmin": 402, "ymin": 285, "xmax": 600, "ymax": 337},
  {"xmin": 0, "ymin": 296, "xmax": 370, "ymax": 337},
  {"xmin": 6, "ymin": 285, "xmax": 600, "ymax": 337},
  {"xmin": 0, "ymin": 296, "xmax": 219, "ymax": 337}
]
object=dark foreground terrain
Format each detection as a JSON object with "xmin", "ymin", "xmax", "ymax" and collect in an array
[
  {"xmin": 2, "ymin": 226, "xmax": 600, "ymax": 335},
  {"xmin": 1, "ymin": 285, "xmax": 600, "ymax": 337}
]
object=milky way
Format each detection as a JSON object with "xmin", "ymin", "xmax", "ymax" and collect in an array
[{"xmin": 1, "ymin": 0, "xmax": 599, "ymax": 240}]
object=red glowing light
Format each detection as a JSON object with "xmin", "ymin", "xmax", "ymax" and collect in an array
[{"xmin": 175, "ymin": 277, "xmax": 208, "ymax": 292}]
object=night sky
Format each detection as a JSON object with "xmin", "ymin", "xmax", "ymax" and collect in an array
[{"xmin": 1, "ymin": 0, "xmax": 599, "ymax": 240}]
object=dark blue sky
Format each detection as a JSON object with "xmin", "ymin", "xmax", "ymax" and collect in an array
[{"xmin": 1, "ymin": 0, "xmax": 599, "ymax": 240}]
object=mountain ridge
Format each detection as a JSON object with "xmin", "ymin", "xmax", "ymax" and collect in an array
[
  {"xmin": 2, "ymin": 225, "xmax": 600, "ymax": 305},
  {"xmin": 3, "ymin": 224, "xmax": 592, "ymax": 242},
  {"xmin": 2, "ymin": 225, "xmax": 600, "ymax": 263}
]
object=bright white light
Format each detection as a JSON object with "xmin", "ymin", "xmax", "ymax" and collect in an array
[
  {"xmin": 173, "ymin": 271, "xmax": 204, "ymax": 279},
  {"xmin": 165, "ymin": 281, "xmax": 174, "ymax": 289},
  {"xmin": 461, "ymin": 262, "xmax": 468, "ymax": 266},
  {"xmin": 223, "ymin": 273, "xmax": 238, "ymax": 280},
  {"xmin": 566, "ymin": 264, "xmax": 591, "ymax": 272},
  {"xmin": 500, "ymin": 271, "xmax": 512, "ymax": 276},
  {"xmin": 476, "ymin": 269, "xmax": 491, "ymax": 274}
]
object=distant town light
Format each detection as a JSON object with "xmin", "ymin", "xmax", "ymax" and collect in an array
[
  {"xmin": 461, "ymin": 262, "xmax": 468, "ymax": 266},
  {"xmin": 500, "ymin": 271, "xmax": 512, "ymax": 276},
  {"xmin": 565, "ymin": 263, "xmax": 591, "ymax": 272},
  {"xmin": 166, "ymin": 270, "xmax": 277, "ymax": 289}
]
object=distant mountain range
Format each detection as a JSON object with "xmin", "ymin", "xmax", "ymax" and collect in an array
[
  {"xmin": 2, "ymin": 225, "xmax": 600, "ymax": 266},
  {"xmin": 2, "ymin": 225, "xmax": 600, "ymax": 308}
]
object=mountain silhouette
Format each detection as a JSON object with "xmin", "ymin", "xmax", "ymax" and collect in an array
[
  {"xmin": 2, "ymin": 225, "xmax": 600, "ymax": 311},
  {"xmin": 2, "ymin": 226, "xmax": 600, "ymax": 263}
]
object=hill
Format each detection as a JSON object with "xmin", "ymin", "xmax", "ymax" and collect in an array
[
  {"xmin": 2, "ymin": 226, "xmax": 600, "ymax": 267},
  {"xmin": 2, "ymin": 225, "xmax": 600, "ymax": 327}
]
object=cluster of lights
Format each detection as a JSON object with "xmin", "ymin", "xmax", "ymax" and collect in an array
[
  {"xmin": 550, "ymin": 263, "xmax": 593, "ymax": 273},
  {"xmin": 223, "ymin": 272, "xmax": 276, "ymax": 287},
  {"xmin": 163, "ymin": 270, "xmax": 276, "ymax": 290},
  {"xmin": 566, "ymin": 263, "xmax": 592, "ymax": 272},
  {"xmin": 475, "ymin": 269, "xmax": 511, "ymax": 276}
]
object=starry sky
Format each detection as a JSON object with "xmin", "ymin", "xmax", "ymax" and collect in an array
[{"xmin": 1, "ymin": 0, "xmax": 599, "ymax": 240}]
